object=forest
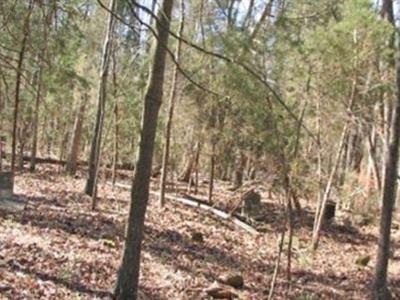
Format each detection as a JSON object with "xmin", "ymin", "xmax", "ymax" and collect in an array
[{"xmin": 0, "ymin": 0, "xmax": 400, "ymax": 299}]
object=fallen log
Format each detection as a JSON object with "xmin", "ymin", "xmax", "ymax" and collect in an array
[
  {"xmin": 17, "ymin": 155, "xmax": 135, "ymax": 171},
  {"xmin": 110, "ymin": 182, "xmax": 259, "ymax": 235}
]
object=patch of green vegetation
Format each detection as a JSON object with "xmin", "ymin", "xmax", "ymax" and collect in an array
[
  {"xmin": 293, "ymin": 292, "xmax": 318, "ymax": 300},
  {"xmin": 297, "ymin": 252, "xmax": 312, "ymax": 268},
  {"xmin": 58, "ymin": 267, "xmax": 72, "ymax": 281}
]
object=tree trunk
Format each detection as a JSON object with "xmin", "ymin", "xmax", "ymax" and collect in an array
[
  {"xmin": 29, "ymin": 66, "xmax": 43, "ymax": 172},
  {"xmin": 372, "ymin": 1, "xmax": 399, "ymax": 298},
  {"xmin": 17, "ymin": 126, "xmax": 27, "ymax": 170},
  {"xmin": 208, "ymin": 141, "xmax": 216, "ymax": 203},
  {"xmin": 111, "ymin": 102, "xmax": 119, "ymax": 185},
  {"xmin": 11, "ymin": 0, "xmax": 33, "ymax": 174},
  {"xmin": 187, "ymin": 141, "xmax": 200, "ymax": 193},
  {"xmin": 111, "ymin": 41, "xmax": 119, "ymax": 186},
  {"xmin": 159, "ymin": 0, "xmax": 184, "ymax": 207},
  {"xmin": 66, "ymin": 92, "xmax": 88, "ymax": 175},
  {"xmin": 57, "ymin": 121, "xmax": 69, "ymax": 173},
  {"xmin": 113, "ymin": 0, "xmax": 173, "ymax": 298},
  {"xmin": 30, "ymin": 4, "xmax": 50, "ymax": 172},
  {"xmin": 194, "ymin": 142, "xmax": 201, "ymax": 194},
  {"xmin": 0, "ymin": 79, "xmax": 3, "ymax": 133},
  {"xmin": 178, "ymin": 145, "xmax": 195, "ymax": 182},
  {"xmin": 84, "ymin": 0, "xmax": 116, "ymax": 199},
  {"xmin": 367, "ymin": 126, "xmax": 382, "ymax": 193},
  {"xmin": 232, "ymin": 150, "xmax": 246, "ymax": 190},
  {"xmin": 312, "ymin": 124, "xmax": 348, "ymax": 251}
]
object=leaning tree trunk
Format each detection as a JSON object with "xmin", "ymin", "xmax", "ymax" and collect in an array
[
  {"xmin": 159, "ymin": 0, "xmax": 184, "ymax": 207},
  {"xmin": 11, "ymin": 0, "xmax": 33, "ymax": 174},
  {"xmin": 372, "ymin": 1, "xmax": 399, "ymax": 298},
  {"xmin": 84, "ymin": 0, "xmax": 116, "ymax": 198},
  {"xmin": 312, "ymin": 124, "xmax": 348, "ymax": 251},
  {"xmin": 113, "ymin": 0, "xmax": 173, "ymax": 299},
  {"xmin": 312, "ymin": 65, "xmax": 358, "ymax": 250}
]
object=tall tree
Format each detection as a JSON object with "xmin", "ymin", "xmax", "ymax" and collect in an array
[
  {"xmin": 30, "ymin": 2, "xmax": 51, "ymax": 172},
  {"xmin": 84, "ymin": 0, "xmax": 116, "ymax": 200},
  {"xmin": 113, "ymin": 0, "xmax": 174, "ymax": 298},
  {"xmin": 159, "ymin": 0, "xmax": 185, "ymax": 207},
  {"xmin": 65, "ymin": 90, "xmax": 88, "ymax": 175},
  {"xmin": 372, "ymin": 0, "xmax": 399, "ymax": 298},
  {"xmin": 11, "ymin": 0, "xmax": 33, "ymax": 174}
]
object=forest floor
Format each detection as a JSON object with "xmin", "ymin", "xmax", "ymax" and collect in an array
[{"xmin": 0, "ymin": 165, "xmax": 400, "ymax": 300}]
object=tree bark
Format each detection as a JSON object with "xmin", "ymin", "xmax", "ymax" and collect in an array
[
  {"xmin": 367, "ymin": 126, "xmax": 382, "ymax": 192},
  {"xmin": 232, "ymin": 150, "xmax": 246, "ymax": 190},
  {"xmin": 111, "ymin": 41, "xmax": 119, "ymax": 186},
  {"xmin": 177, "ymin": 144, "xmax": 196, "ymax": 182},
  {"xmin": 372, "ymin": 1, "xmax": 399, "ymax": 298},
  {"xmin": 11, "ymin": 0, "xmax": 33, "ymax": 174},
  {"xmin": 208, "ymin": 141, "xmax": 216, "ymax": 203},
  {"xmin": 66, "ymin": 91, "xmax": 88, "ymax": 175},
  {"xmin": 30, "ymin": 3, "xmax": 50, "ymax": 173},
  {"xmin": 84, "ymin": 0, "xmax": 116, "ymax": 198},
  {"xmin": 29, "ymin": 63, "xmax": 44, "ymax": 172},
  {"xmin": 312, "ymin": 124, "xmax": 348, "ymax": 251},
  {"xmin": 193, "ymin": 142, "xmax": 201, "ymax": 194},
  {"xmin": 113, "ymin": 0, "xmax": 173, "ymax": 298},
  {"xmin": 159, "ymin": 0, "xmax": 184, "ymax": 207}
]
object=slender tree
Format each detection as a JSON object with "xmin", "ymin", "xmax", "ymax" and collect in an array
[
  {"xmin": 84, "ymin": 0, "xmax": 116, "ymax": 200},
  {"xmin": 66, "ymin": 91, "xmax": 88, "ymax": 175},
  {"xmin": 372, "ymin": 0, "xmax": 399, "ymax": 298},
  {"xmin": 159, "ymin": 0, "xmax": 184, "ymax": 207},
  {"xmin": 111, "ymin": 44, "xmax": 119, "ymax": 186},
  {"xmin": 114, "ymin": 0, "xmax": 174, "ymax": 298},
  {"xmin": 30, "ymin": 2, "xmax": 51, "ymax": 172},
  {"xmin": 11, "ymin": 0, "xmax": 33, "ymax": 174}
]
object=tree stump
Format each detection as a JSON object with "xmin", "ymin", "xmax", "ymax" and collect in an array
[{"xmin": 0, "ymin": 171, "xmax": 13, "ymax": 200}]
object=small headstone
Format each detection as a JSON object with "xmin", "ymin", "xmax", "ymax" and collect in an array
[
  {"xmin": 0, "ymin": 171, "xmax": 13, "ymax": 200},
  {"xmin": 324, "ymin": 201, "xmax": 336, "ymax": 221},
  {"xmin": 241, "ymin": 189, "xmax": 261, "ymax": 218}
]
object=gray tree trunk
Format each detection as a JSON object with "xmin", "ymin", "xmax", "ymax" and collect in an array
[
  {"xmin": 159, "ymin": 0, "xmax": 184, "ymax": 207},
  {"xmin": 111, "ymin": 47, "xmax": 119, "ymax": 185},
  {"xmin": 29, "ymin": 64, "xmax": 43, "ymax": 172},
  {"xmin": 11, "ymin": 0, "xmax": 33, "ymax": 174},
  {"xmin": 30, "ymin": 3, "xmax": 50, "ymax": 172},
  {"xmin": 113, "ymin": 0, "xmax": 173, "ymax": 298},
  {"xmin": 372, "ymin": 1, "xmax": 399, "ymax": 298},
  {"xmin": 66, "ymin": 92, "xmax": 87, "ymax": 175},
  {"xmin": 84, "ymin": 0, "xmax": 116, "ymax": 198}
]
